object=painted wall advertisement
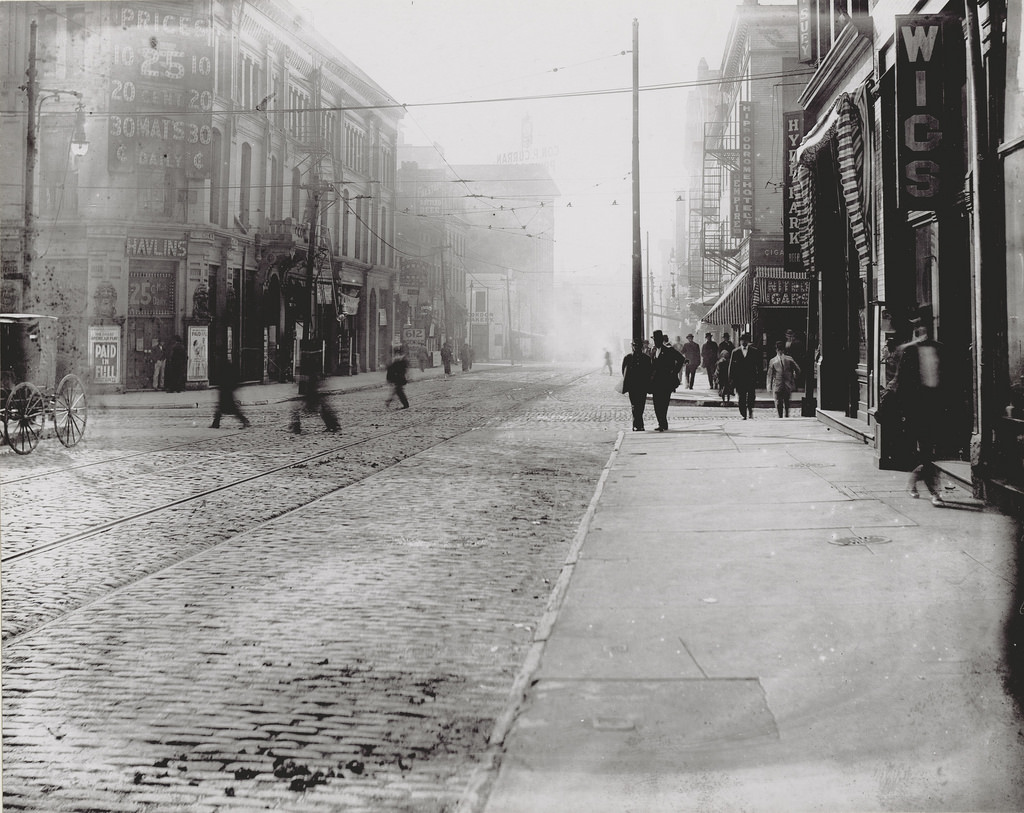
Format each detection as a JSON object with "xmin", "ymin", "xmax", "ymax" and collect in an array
[
  {"xmin": 89, "ymin": 325, "xmax": 122, "ymax": 384},
  {"xmin": 187, "ymin": 324, "xmax": 208, "ymax": 381}
]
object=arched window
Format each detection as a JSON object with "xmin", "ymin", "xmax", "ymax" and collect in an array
[{"xmin": 239, "ymin": 142, "xmax": 252, "ymax": 226}]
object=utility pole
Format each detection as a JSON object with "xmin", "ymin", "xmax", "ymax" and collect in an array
[
  {"xmin": 631, "ymin": 19, "xmax": 644, "ymax": 342},
  {"xmin": 440, "ymin": 241, "xmax": 449, "ymax": 347},
  {"xmin": 22, "ymin": 20, "xmax": 38, "ymax": 294},
  {"xmin": 506, "ymin": 268, "xmax": 514, "ymax": 365}
]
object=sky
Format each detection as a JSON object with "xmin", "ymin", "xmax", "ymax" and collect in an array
[{"xmin": 303, "ymin": 0, "xmax": 793, "ymax": 348}]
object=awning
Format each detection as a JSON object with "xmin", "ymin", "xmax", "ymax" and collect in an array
[{"xmin": 700, "ymin": 271, "xmax": 749, "ymax": 327}]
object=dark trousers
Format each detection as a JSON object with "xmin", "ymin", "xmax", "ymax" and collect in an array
[
  {"xmin": 706, "ymin": 366, "xmax": 715, "ymax": 388},
  {"xmin": 387, "ymin": 383, "xmax": 409, "ymax": 408},
  {"xmin": 685, "ymin": 365, "xmax": 697, "ymax": 389},
  {"xmin": 652, "ymin": 388, "xmax": 672, "ymax": 429},
  {"xmin": 737, "ymin": 386, "xmax": 756, "ymax": 418},
  {"xmin": 628, "ymin": 390, "xmax": 647, "ymax": 430},
  {"xmin": 774, "ymin": 388, "xmax": 791, "ymax": 417}
]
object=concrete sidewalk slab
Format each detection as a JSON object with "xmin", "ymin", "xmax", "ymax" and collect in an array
[{"xmin": 477, "ymin": 420, "xmax": 1024, "ymax": 813}]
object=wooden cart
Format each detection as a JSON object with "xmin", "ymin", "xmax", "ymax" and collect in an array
[{"xmin": 1, "ymin": 314, "xmax": 87, "ymax": 454}]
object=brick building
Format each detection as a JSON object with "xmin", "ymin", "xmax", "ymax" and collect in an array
[{"xmin": 0, "ymin": 0, "xmax": 401, "ymax": 390}]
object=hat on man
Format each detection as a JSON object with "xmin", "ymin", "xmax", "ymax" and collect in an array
[
  {"xmin": 686, "ymin": 333, "xmax": 694, "ymax": 339},
  {"xmin": 705, "ymin": 332, "xmax": 713, "ymax": 338},
  {"xmin": 652, "ymin": 329, "xmax": 667, "ymax": 344}
]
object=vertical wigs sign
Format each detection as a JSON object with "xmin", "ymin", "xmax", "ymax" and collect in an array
[{"xmin": 895, "ymin": 15, "xmax": 955, "ymax": 210}]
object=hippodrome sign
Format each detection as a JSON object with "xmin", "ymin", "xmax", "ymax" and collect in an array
[
  {"xmin": 895, "ymin": 15, "xmax": 955, "ymax": 209},
  {"xmin": 107, "ymin": 2, "xmax": 214, "ymax": 177}
]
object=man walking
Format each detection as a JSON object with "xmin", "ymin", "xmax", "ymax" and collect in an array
[
  {"xmin": 680, "ymin": 333, "xmax": 701, "ymax": 389},
  {"xmin": 767, "ymin": 341, "xmax": 801, "ymax": 418},
  {"xmin": 700, "ymin": 332, "xmax": 719, "ymax": 389},
  {"xmin": 621, "ymin": 338, "xmax": 653, "ymax": 431},
  {"xmin": 152, "ymin": 339, "xmax": 166, "ymax": 391},
  {"xmin": 729, "ymin": 332, "xmax": 762, "ymax": 419},
  {"xmin": 385, "ymin": 346, "xmax": 410, "ymax": 409},
  {"xmin": 650, "ymin": 330, "xmax": 684, "ymax": 431}
]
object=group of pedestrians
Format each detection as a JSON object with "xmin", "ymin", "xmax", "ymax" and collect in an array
[{"xmin": 621, "ymin": 328, "xmax": 806, "ymax": 430}]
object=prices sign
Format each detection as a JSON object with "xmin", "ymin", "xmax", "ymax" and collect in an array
[{"xmin": 108, "ymin": 2, "xmax": 214, "ymax": 177}]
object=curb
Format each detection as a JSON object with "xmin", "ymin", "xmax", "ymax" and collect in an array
[{"xmin": 454, "ymin": 430, "xmax": 626, "ymax": 813}]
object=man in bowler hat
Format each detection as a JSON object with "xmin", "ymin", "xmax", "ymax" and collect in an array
[{"xmin": 649, "ymin": 330, "xmax": 684, "ymax": 431}]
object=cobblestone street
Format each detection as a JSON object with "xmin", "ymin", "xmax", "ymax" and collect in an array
[{"xmin": 1, "ymin": 366, "xmax": 632, "ymax": 812}]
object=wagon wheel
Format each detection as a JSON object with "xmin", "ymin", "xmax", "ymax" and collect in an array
[
  {"xmin": 53, "ymin": 374, "xmax": 88, "ymax": 447},
  {"xmin": 4, "ymin": 382, "xmax": 46, "ymax": 455}
]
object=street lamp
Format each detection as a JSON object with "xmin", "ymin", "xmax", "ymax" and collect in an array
[{"xmin": 70, "ymin": 103, "xmax": 89, "ymax": 158}]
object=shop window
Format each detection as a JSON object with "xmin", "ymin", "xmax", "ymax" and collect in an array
[{"xmin": 912, "ymin": 219, "xmax": 939, "ymax": 335}]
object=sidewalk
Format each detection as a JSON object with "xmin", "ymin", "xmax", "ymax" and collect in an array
[{"xmin": 473, "ymin": 417, "xmax": 1024, "ymax": 813}]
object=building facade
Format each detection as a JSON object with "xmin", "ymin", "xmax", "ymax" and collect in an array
[
  {"xmin": 0, "ymin": 0, "xmax": 401, "ymax": 390},
  {"xmin": 695, "ymin": 1, "xmax": 806, "ymax": 373},
  {"xmin": 787, "ymin": 0, "xmax": 1020, "ymax": 502}
]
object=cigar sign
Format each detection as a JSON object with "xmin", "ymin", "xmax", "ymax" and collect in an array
[{"xmin": 895, "ymin": 14, "xmax": 956, "ymax": 209}]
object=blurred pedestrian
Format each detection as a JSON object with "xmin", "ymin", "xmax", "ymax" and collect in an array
[
  {"xmin": 621, "ymin": 337, "xmax": 653, "ymax": 431},
  {"xmin": 719, "ymin": 332, "xmax": 735, "ymax": 355},
  {"xmin": 462, "ymin": 341, "xmax": 473, "ymax": 372},
  {"xmin": 166, "ymin": 335, "xmax": 187, "ymax": 392},
  {"xmin": 700, "ymin": 332, "xmax": 719, "ymax": 388},
  {"xmin": 729, "ymin": 332, "xmax": 762, "ymax": 419},
  {"xmin": 385, "ymin": 346, "xmax": 410, "ymax": 409},
  {"xmin": 650, "ymin": 330, "xmax": 684, "ymax": 432},
  {"xmin": 680, "ymin": 333, "xmax": 701, "ymax": 389},
  {"xmin": 417, "ymin": 345, "xmax": 428, "ymax": 373},
  {"xmin": 767, "ymin": 340, "xmax": 801, "ymax": 418},
  {"xmin": 603, "ymin": 348, "xmax": 613, "ymax": 375},
  {"xmin": 717, "ymin": 348, "xmax": 734, "ymax": 405},
  {"xmin": 210, "ymin": 363, "xmax": 250, "ymax": 428},
  {"xmin": 152, "ymin": 339, "xmax": 166, "ymax": 391},
  {"xmin": 289, "ymin": 350, "xmax": 339, "ymax": 434},
  {"xmin": 440, "ymin": 341, "xmax": 453, "ymax": 378},
  {"xmin": 784, "ymin": 328, "xmax": 806, "ymax": 389},
  {"xmin": 884, "ymin": 322, "xmax": 961, "ymax": 504}
]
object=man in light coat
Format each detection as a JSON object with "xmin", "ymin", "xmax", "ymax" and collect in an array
[{"xmin": 767, "ymin": 341, "xmax": 801, "ymax": 418}]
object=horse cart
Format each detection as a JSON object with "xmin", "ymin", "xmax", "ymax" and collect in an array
[{"xmin": 1, "ymin": 313, "xmax": 87, "ymax": 454}]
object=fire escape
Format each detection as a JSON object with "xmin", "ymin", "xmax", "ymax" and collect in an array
[{"xmin": 700, "ymin": 118, "xmax": 743, "ymax": 300}]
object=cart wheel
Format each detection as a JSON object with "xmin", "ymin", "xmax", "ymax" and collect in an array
[
  {"xmin": 4, "ymin": 382, "xmax": 46, "ymax": 455},
  {"xmin": 53, "ymin": 374, "xmax": 87, "ymax": 447}
]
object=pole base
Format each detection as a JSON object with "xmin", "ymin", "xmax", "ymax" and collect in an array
[{"xmin": 800, "ymin": 395, "xmax": 817, "ymax": 417}]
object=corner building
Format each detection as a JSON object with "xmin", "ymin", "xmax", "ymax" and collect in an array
[
  {"xmin": 788, "ymin": 0, "xmax": 1020, "ymax": 502},
  {"xmin": 0, "ymin": 0, "xmax": 401, "ymax": 391}
]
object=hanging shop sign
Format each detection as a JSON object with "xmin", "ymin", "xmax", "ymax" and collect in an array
[
  {"xmin": 797, "ymin": 0, "xmax": 818, "ymax": 64},
  {"xmin": 783, "ymin": 110, "xmax": 805, "ymax": 274},
  {"xmin": 107, "ymin": 2, "xmax": 214, "ymax": 178},
  {"xmin": 737, "ymin": 102, "xmax": 754, "ymax": 233},
  {"xmin": 895, "ymin": 14, "xmax": 956, "ymax": 210},
  {"xmin": 756, "ymin": 276, "xmax": 810, "ymax": 307}
]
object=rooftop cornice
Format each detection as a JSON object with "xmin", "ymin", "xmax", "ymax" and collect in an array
[{"xmin": 797, "ymin": 18, "xmax": 873, "ymax": 116}]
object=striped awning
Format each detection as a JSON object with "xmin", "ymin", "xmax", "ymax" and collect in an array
[
  {"xmin": 701, "ymin": 271, "xmax": 749, "ymax": 327},
  {"xmin": 792, "ymin": 89, "xmax": 872, "ymax": 276}
]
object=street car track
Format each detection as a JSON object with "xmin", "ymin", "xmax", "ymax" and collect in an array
[{"xmin": 1, "ymin": 370, "xmax": 584, "ymax": 566}]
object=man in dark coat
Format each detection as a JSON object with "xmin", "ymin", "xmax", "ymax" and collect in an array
[
  {"xmin": 166, "ymin": 335, "xmax": 187, "ymax": 392},
  {"xmin": 650, "ymin": 329, "xmax": 684, "ymax": 431},
  {"xmin": 621, "ymin": 337, "xmax": 654, "ymax": 431},
  {"xmin": 885, "ymin": 323, "xmax": 968, "ymax": 503},
  {"xmin": 728, "ymin": 332, "xmax": 762, "ymax": 419},
  {"xmin": 680, "ymin": 333, "xmax": 701, "ymax": 389},
  {"xmin": 210, "ymin": 363, "xmax": 250, "ymax": 428},
  {"xmin": 385, "ymin": 347, "xmax": 410, "ymax": 409},
  {"xmin": 700, "ymin": 332, "xmax": 719, "ymax": 389}
]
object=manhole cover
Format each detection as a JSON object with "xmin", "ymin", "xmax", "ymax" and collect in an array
[{"xmin": 829, "ymin": 535, "xmax": 892, "ymax": 546}]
